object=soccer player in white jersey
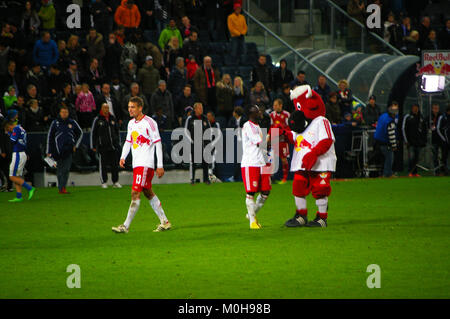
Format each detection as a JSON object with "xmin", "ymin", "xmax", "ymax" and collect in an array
[
  {"xmin": 112, "ymin": 96, "xmax": 171, "ymax": 233},
  {"xmin": 241, "ymin": 106, "xmax": 271, "ymax": 229}
]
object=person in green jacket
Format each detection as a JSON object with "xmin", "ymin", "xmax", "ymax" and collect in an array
[
  {"xmin": 38, "ymin": 0, "xmax": 56, "ymax": 31},
  {"xmin": 3, "ymin": 86, "xmax": 18, "ymax": 110},
  {"xmin": 158, "ymin": 18, "xmax": 183, "ymax": 51}
]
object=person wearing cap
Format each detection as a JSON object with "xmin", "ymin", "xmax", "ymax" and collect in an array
[
  {"xmin": 137, "ymin": 55, "xmax": 160, "ymax": 104},
  {"xmin": 227, "ymin": 3, "xmax": 247, "ymax": 64},
  {"xmin": 363, "ymin": 95, "xmax": 381, "ymax": 127},
  {"xmin": 150, "ymin": 80, "xmax": 174, "ymax": 128},
  {"xmin": 158, "ymin": 17, "xmax": 183, "ymax": 51}
]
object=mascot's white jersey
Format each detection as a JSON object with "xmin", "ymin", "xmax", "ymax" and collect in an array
[{"xmin": 290, "ymin": 116, "xmax": 337, "ymax": 172}]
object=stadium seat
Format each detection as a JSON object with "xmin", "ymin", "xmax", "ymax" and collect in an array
[
  {"xmin": 198, "ymin": 30, "xmax": 210, "ymax": 42},
  {"xmin": 237, "ymin": 66, "xmax": 253, "ymax": 79},
  {"xmin": 246, "ymin": 42, "xmax": 258, "ymax": 54},
  {"xmin": 210, "ymin": 54, "xmax": 224, "ymax": 67},
  {"xmin": 240, "ymin": 54, "xmax": 257, "ymax": 66},
  {"xmin": 221, "ymin": 66, "xmax": 238, "ymax": 78},
  {"xmin": 224, "ymin": 55, "xmax": 239, "ymax": 66}
]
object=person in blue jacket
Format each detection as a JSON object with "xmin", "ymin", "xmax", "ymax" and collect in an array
[
  {"xmin": 46, "ymin": 105, "xmax": 83, "ymax": 194},
  {"xmin": 4, "ymin": 120, "xmax": 36, "ymax": 202},
  {"xmin": 374, "ymin": 101, "xmax": 399, "ymax": 177},
  {"xmin": 32, "ymin": 31, "xmax": 59, "ymax": 69}
]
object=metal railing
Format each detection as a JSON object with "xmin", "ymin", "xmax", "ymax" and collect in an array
[
  {"xmin": 325, "ymin": 0, "xmax": 404, "ymax": 56},
  {"xmin": 243, "ymin": 9, "xmax": 366, "ymax": 106}
]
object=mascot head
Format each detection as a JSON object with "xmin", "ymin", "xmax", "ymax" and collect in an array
[{"xmin": 290, "ymin": 84, "xmax": 325, "ymax": 120}]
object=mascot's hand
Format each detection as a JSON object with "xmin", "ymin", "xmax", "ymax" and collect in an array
[
  {"xmin": 302, "ymin": 151, "xmax": 318, "ymax": 170},
  {"xmin": 301, "ymin": 138, "xmax": 333, "ymax": 170}
]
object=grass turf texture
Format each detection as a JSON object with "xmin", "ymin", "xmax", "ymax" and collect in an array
[{"xmin": 0, "ymin": 177, "xmax": 449, "ymax": 299}]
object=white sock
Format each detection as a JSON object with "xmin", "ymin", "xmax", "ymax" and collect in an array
[
  {"xmin": 150, "ymin": 195, "xmax": 168, "ymax": 224},
  {"xmin": 124, "ymin": 199, "xmax": 140, "ymax": 229},
  {"xmin": 255, "ymin": 194, "xmax": 268, "ymax": 213},
  {"xmin": 295, "ymin": 196, "xmax": 307, "ymax": 210},
  {"xmin": 316, "ymin": 197, "xmax": 328, "ymax": 213},
  {"xmin": 246, "ymin": 195, "xmax": 256, "ymax": 224}
]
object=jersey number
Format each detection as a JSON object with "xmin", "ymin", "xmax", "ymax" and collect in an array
[{"xmin": 135, "ymin": 174, "xmax": 142, "ymax": 184}]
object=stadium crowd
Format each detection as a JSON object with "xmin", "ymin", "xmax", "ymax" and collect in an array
[{"xmin": 0, "ymin": 0, "xmax": 449, "ymax": 191}]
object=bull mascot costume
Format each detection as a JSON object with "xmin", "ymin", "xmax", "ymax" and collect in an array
[{"xmin": 282, "ymin": 85, "xmax": 337, "ymax": 228}]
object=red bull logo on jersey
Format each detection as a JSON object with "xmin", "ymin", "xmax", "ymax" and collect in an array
[
  {"xmin": 295, "ymin": 135, "xmax": 311, "ymax": 152},
  {"xmin": 131, "ymin": 131, "xmax": 150, "ymax": 149}
]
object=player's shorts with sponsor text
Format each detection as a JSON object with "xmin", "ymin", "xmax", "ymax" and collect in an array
[
  {"xmin": 292, "ymin": 170, "xmax": 332, "ymax": 198},
  {"xmin": 241, "ymin": 166, "xmax": 272, "ymax": 193},
  {"xmin": 132, "ymin": 166, "xmax": 154, "ymax": 192},
  {"xmin": 9, "ymin": 152, "xmax": 27, "ymax": 177}
]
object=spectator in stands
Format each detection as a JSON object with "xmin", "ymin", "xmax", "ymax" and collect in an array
[
  {"xmin": 152, "ymin": 106, "xmax": 168, "ymax": 131},
  {"xmin": 402, "ymin": 103, "xmax": 427, "ymax": 177},
  {"xmin": 57, "ymin": 83, "xmax": 77, "ymax": 121},
  {"xmin": 91, "ymin": 0, "xmax": 111, "ymax": 40},
  {"xmin": 158, "ymin": 18, "xmax": 183, "ymax": 51},
  {"xmin": 90, "ymin": 102, "xmax": 122, "ymax": 189},
  {"xmin": 122, "ymin": 82, "xmax": 149, "ymax": 120},
  {"xmin": 138, "ymin": 55, "xmax": 160, "ymax": 105},
  {"xmin": 24, "ymin": 84, "xmax": 40, "ymax": 106},
  {"xmin": 163, "ymin": 36, "xmax": 183, "ymax": 78},
  {"xmin": 232, "ymin": 76, "xmax": 248, "ymax": 108},
  {"xmin": 186, "ymin": 54, "xmax": 199, "ymax": 85},
  {"xmin": 66, "ymin": 35, "xmax": 85, "ymax": 69},
  {"xmin": 111, "ymin": 77, "xmax": 127, "ymax": 120},
  {"xmin": 168, "ymin": 57, "xmax": 187, "ymax": 101},
  {"xmin": 152, "ymin": 0, "xmax": 169, "ymax": 35},
  {"xmin": 206, "ymin": 0, "xmax": 225, "ymax": 41},
  {"xmin": 75, "ymin": 83, "xmax": 96, "ymax": 129},
  {"xmin": 385, "ymin": 12, "xmax": 403, "ymax": 49},
  {"xmin": 383, "ymin": 12, "xmax": 395, "ymax": 43},
  {"xmin": 21, "ymin": 1, "xmax": 40, "ymax": 39},
  {"xmin": 352, "ymin": 102, "xmax": 364, "ymax": 126},
  {"xmin": 313, "ymin": 75, "xmax": 331, "ymax": 104},
  {"xmin": 180, "ymin": 16, "xmax": 198, "ymax": 41},
  {"xmin": 251, "ymin": 55, "xmax": 273, "ymax": 95},
  {"xmin": 121, "ymin": 58, "xmax": 138, "ymax": 88},
  {"xmin": 347, "ymin": 0, "xmax": 365, "ymax": 51},
  {"xmin": 86, "ymin": 58, "xmax": 104, "ymax": 95},
  {"xmin": 47, "ymin": 105, "xmax": 83, "ymax": 194},
  {"xmin": 2, "ymin": 86, "xmax": 17, "ymax": 110},
  {"xmin": 193, "ymin": 56, "xmax": 221, "ymax": 112},
  {"xmin": 48, "ymin": 64, "xmax": 66, "ymax": 98},
  {"xmin": 325, "ymin": 92, "xmax": 341, "ymax": 125},
  {"xmin": 151, "ymin": 80, "xmax": 174, "ymax": 128},
  {"xmin": 438, "ymin": 19, "xmax": 450, "ymax": 50},
  {"xmin": 277, "ymin": 83, "xmax": 294, "ymax": 113},
  {"xmin": 216, "ymin": 74, "xmax": 234, "ymax": 125},
  {"xmin": 337, "ymin": 79, "xmax": 353, "ymax": 116},
  {"xmin": 423, "ymin": 30, "xmax": 439, "ymax": 50},
  {"xmin": 1, "ymin": 61, "xmax": 18, "ymax": 97},
  {"xmin": 114, "ymin": 26, "xmax": 126, "ymax": 46},
  {"xmin": 86, "ymin": 29, "xmax": 105, "ymax": 66},
  {"xmin": 290, "ymin": 70, "xmax": 308, "ymax": 89},
  {"xmin": 417, "ymin": 16, "xmax": 431, "ymax": 49},
  {"xmin": 114, "ymin": 0, "xmax": 141, "ymax": 37},
  {"xmin": 426, "ymin": 103, "xmax": 443, "ymax": 176},
  {"xmin": 66, "ymin": 60, "xmax": 82, "ymax": 93},
  {"xmin": 363, "ymin": 95, "xmax": 381, "ymax": 127},
  {"xmin": 402, "ymin": 30, "xmax": 421, "ymax": 56},
  {"xmin": 11, "ymin": 96, "xmax": 27, "ymax": 125},
  {"xmin": 183, "ymin": 31, "xmax": 203, "ymax": 64},
  {"xmin": 25, "ymin": 99, "xmax": 48, "ymax": 132},
  {"xmin": 374, "ymin": 101, "xmax": 399, "ymax": 178},
  {"xmin": 38, "ymin": 0, "xmax": 56, "ymax": 34},
  {"xmin": 104, "ymin": 33, "xmax": 123, "ymax": 82},
  {"xmin": 26, "ymin": 65, "xmax": 47, "ymax": 99},
  {"xmin": 227, "ymin": 3, "xmax": 247, "ymax": 64},
  {"xmin": 57, "ymin": 40, "xmax": 71, "ymax": 70},
  {"xmin": 32, "ymin": 31, "xmax": 59, "ymax": 69},
  {"xmin": 96, "ymin": 83, "xmax": 122, "ymax": 127},
  {"xmin": 137, "ymin": 41, "xmax": 162, "ymax": 71},
  {"xmin": 175, "ymin": 84, "xmax": 195, "ymax": 126},
  {"xmin": 273, "ymin": 59, "xmax": 294, "ymax": 93},
  {"xmin": 249, "ymin": 81, "xmax": 270, "ymax": 110}
]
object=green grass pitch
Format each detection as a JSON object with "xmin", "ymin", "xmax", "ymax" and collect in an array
[{"xmin": 0, "ymin": 177, "xmax": 449, "ymax": 299}]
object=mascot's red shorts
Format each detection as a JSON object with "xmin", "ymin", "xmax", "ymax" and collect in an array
[{"xmin": 292, "ymin": 171, "xmax": 331, "ymax": 198}]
